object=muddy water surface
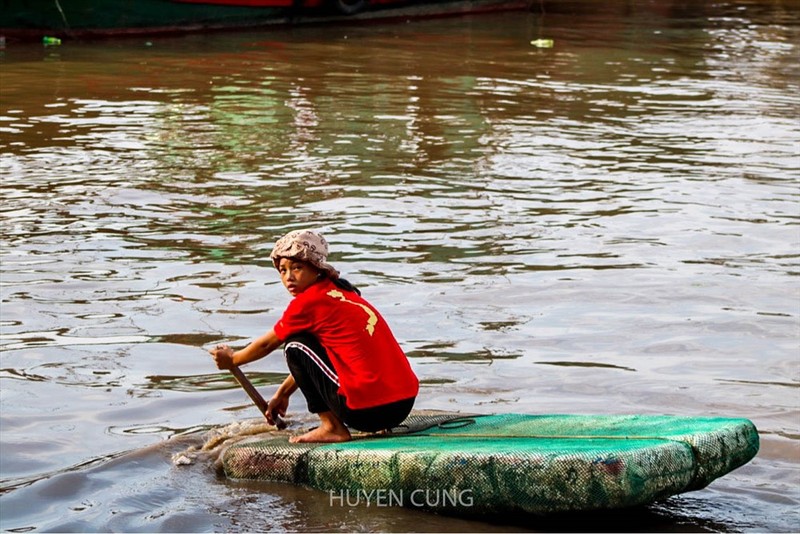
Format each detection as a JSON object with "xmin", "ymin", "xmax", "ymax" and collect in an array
[{"xmin": 1, "ymin": 1, "xmax": 798, "ymax": 531}]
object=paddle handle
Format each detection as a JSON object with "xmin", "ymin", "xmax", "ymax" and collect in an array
[{"xmin": 229, "ymin": 365, "xmax": 286, "ymax": 430}]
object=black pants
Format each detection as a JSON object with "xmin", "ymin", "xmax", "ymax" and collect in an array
[{"xmin": 284, "ymin": 332, "xmax": 414, "ymax": 433}]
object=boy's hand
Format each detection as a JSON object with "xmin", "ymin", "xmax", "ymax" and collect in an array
[
  {"xmin": 209, "ymin": 344, "xmax": 235, "ymax": 370},
  {"xmin": 266, "ymin": 395, "xmax": 289, "ymax": 427}
]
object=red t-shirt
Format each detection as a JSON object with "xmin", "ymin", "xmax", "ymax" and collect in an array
[{"xmin": 273, "ymin": 279, "xmax": 419, "ymax": 410}]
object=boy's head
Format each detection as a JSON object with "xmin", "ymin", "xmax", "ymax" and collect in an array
[{"xmin": 270, "ymin": 229, "xmax": 339, "ymax": 279}]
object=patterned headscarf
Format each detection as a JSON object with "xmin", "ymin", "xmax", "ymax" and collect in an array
[{"xmin": 269, "ymin": 229, "xmax": 340, "ymax": 279}]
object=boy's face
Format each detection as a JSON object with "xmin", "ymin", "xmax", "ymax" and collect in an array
[{"xmin": 278, "ymin": 257, "xmax": 320, "ymax": 296}]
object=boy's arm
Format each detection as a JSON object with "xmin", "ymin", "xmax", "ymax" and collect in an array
[
  {"xmin": 266, "ymin": 374, "xmax": 298, "ymax": 425},
  {"xmin": 210, "ymin": 329, "xmax": 283, "ymax": 369}
]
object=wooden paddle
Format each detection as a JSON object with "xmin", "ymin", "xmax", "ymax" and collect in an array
[{"xmin": 229, "ymin": 365, "xmax": 287, "ymax": 430}]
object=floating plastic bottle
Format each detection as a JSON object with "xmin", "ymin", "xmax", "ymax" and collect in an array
[{"xmin": 42, "ymin": 36, "xmax": 62, "ymax": 46}]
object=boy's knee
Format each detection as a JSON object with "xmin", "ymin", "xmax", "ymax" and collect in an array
[
  {"xmin": 284, "ymin": 332, "xmax": 318, "ymax": 348},
  {"xmin": 283, "ymin": 333, "xmax": 326, "ymax": 365}
]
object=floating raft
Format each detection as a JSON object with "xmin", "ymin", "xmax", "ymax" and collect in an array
[{"xmin": 222, "ymin": 413, "xmax": 759, "ymax": 515}]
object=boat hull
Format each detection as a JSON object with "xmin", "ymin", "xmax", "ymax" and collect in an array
[{"xmin": 0, "ymin": 0, "xmax": 531, "ymax": 39}]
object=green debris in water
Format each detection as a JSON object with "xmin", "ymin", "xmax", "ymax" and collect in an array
[{"xmin": 531, "ymin": 39, "xmax": 554, "ymax": 48}]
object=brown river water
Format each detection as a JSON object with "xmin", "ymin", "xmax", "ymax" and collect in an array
[{"xmin": 1, "ymin": 1, "xmax": 798, "ymax": 531}]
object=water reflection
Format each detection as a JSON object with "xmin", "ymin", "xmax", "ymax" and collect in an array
[
  {"xmin": 409, "ymin": 347, "xmax": 523, "ymax": 363},
  {"xmin": 3, "ymin": 14, "xmax": 796, "ymax": 276},
  {"xmin": 535, "ymin": 361, "xmax": 637, "ymax": 372},
  {"xmin": 144, "ymin": 371, "xmax": 286, "ymax": 392}
]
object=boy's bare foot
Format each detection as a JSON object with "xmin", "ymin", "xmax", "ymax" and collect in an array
[
  {"xmin": 290, "ymin": 425, "xmax": 351, "ymax": 443},
  {"xmin": 289, "ymin": 411, "xmax": 351, "ymax": 443}
]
